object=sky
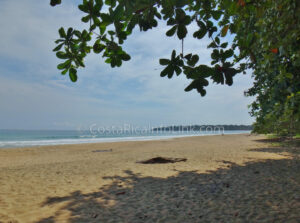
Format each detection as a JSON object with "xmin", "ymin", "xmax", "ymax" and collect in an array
[{"xmin": 0, "ymin": 0, "xmax": 255, "ymax": 130}]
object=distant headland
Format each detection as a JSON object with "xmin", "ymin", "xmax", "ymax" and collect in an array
[{"xmin": 152, "ymin": 125, "xmax": 253, "ymax": 131}]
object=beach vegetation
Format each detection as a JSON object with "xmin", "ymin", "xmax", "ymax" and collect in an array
[{"xmin": 50, "ymin": 0, "xmax": 300, "ymax": 136}]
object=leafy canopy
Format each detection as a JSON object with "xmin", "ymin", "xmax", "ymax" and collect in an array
[
  {"xmin": 50, "ymin": 0, "xmax": 300, "ymax": 135},
  {"xmin": 50, "ymin": 0, "xmax": 242, "ymax": 96}
]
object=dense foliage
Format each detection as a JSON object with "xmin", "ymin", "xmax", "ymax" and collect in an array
[
  {"xmin": 242, "ymin": 0, "xmax": 300, "ymax": 136},
  {"xmin": 50, "ymin": 0, "xmax": 300, "ymax": 136}
]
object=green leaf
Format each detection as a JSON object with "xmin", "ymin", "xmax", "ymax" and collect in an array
[
  {"xmin": 211, "ymin": 49, "xmax": 219, "ymax": 60},
  {"xmin": 184, "ymin": 79, "xmax": 207, "ymax": 96},
  {"xmin": 69, "ymin": 68, "xmax": 78, "ymax": 82},
  {"xmin": 159, "ymin": 59, "xmax": 170, "ymax": 65},
  {"xmin": 100, "ymin": 24, "xmax": 106, "ymax": 34},
  {"xmin": 197, "ymin": 65, "xmax": 215, "ymax": 77},
  {"xmin": 193, "ymin": 29, "xmax": 206, "ymax": 39},
  {"xmin": 105, "ymin": 0, "xmax": 116, "ymax": 7},
  {"xmin": 208, "ymin": 26, "xmax": 218, "ymax": 37},
  {"xmin": 127, "ymin": 15, "xmax": 138, "ymax": 32},
  {"xmin": 105, "ymin": 58, "xmax": 112, "ymax": 63},
  {"xmin": 95, "ymin": 0, "xmax": 103, "ymax": 7},
  {"xmin": 177, "ymin": 24, "xmax": 187, "ymax": 39},
  {"xmin": 171, "ymin": 50, "xmax": 176, "ymax": 60},
  {"xmin": 220, "ymin": 42, "xmax": 228, "ymax": 48},
  {"xmin": 175, "ymin": 0, "xmax": 189, "ymax": 8},
  {"xmin": 67, "ymin": 28, "xmax": 73, "ymax": 39},
  {"xmin": 61, "ymin": 69, "xmax": 68, "ymax": 75},
  {"xmin": 57, "ymin": 60, "xmax": 71, "ymax": 70},
  {"xmin": 174, "ymin": 66, "xmax": 182, "ymax": 75},
  {"xmin": 184, "ymin": 54, "xmax": 192, "ymax": 60},
  {"xmin": 57, "ymin": 63, "xmax": 65, "ymax": 70},
  {"xmin": 197, "ymin": 20, "xmax": 206, "ymax": 29},
  {"xmin": 212, "ymin": 69, "xmax": 224, "ymax": 84},
  {"xmin": 185, "ymin": 82, "xmax": 194, "ymax": 92},
  {"xmin": 183, "ymin": 16, "xmax": 191, "ymax": 25},
  {"xmin": 77, "ymin": 59, "xmax": 85, "ymax": 67},
  {"xmin": 175, "ymin": 8, "xmax": 185, "ymax": 22},
  {"xmin": 212, "ymin": 11, "xmax": 222, "ymax": 20},
  {"xmin": 193, "ymin": 21, "xmax": 206, "ymax": 39},
  {"xmin": 53, "ymin": 43, "xmax": 64, "ymax": 52},
  {"xmin": 55, "ymin": 39, "xmax": 64, "ymax": 44},
  {"xmin": 93, "ymin": 42, "xmax": 105, "ymax": 54},
  {"xmin": 199, "ymin": 78, "xmax": 209, "ymax": 87},
  {"xmin": 121, "ymin": 54, "xmax": 131, "ymax": 61},
  {"xmin": 160, "ymin": 65, "xmax": 171, "ymax": 77},
  {"xmin": 198, "ymin": 88, "xmax": 206, "ymax": 96},
  {"xmin": 81, "ymin": 15, "xmax": 90, "ymax": 23},
  {"xmin": 167, "ymin": 67, "xmax": 174, "ymax": 78},
  {"xmin": 221, "ymin": 25, "xmax": 229, "ymax": 37},
  {"xmin": 150, "ymin": 19, "xmax": 158, "ymax": 27},
  {"xmin": 78, "ymin": 4, "xmax": 89, "ymax": 13},
  {"xmin": 187, "ymin": 55, "xmax": 199, "ymax": 66},
  {"xmin": 116, "ymin": 58, "xmax": 122, "ymax": 67},
  {"xmin": 50, "ymin": 0, "xmax": 61, "ymax": 7},
  {"xmin": 160, "ymin": 65, "xmax": 174, "ymax": 78},
  {"xmin": 245, "ymin": 33, "xmax": 253, "ymax": 47},
  {"xmin": 58, "ymin": 27, "xmax": 66, "ymax": 38},
  {"xmin": 100, "ymin": 13, "xmax": 112, "ymax": 25},
  {"xmin": 211, "ymin": 60, "xmax": 218, "ymax": 65},
  {"xmin": 206, "ymin": 21, "xmax": 213, "ymax": 28},
  {"xmin": 224, "ymin": 72, "xmax": 233, "ymax": 85},
  {"xmin": 166, "ymin": 26, "xmax": 177, "ymax": 37},
  {"xmin": 167, "ymin": 18, "xmax": 176, "ymax": 26},
  {"xmin": 73, "ymin": 30, "xmax": 82, "ymax": 38},
  {"xmin": 112, "ymin": 4, "xmax": 124, "ymax": 20},
  {"xmin": 208, "ymin": 41, "xmax": 218, "ymax": 48},
  {"xmin": 56, "ymin": 51, "xmax": 68, "ymax": 59},
  {"xmin": 223, "ymin": 49, "xmax": 234, "ymax": 58},
  {"xmin": 93, "ymin": 16, "xmax": 101, "ymax": 26},
  {"xmin": 285, "ymin": 73, "xmax": 293, "ymax": 79}
]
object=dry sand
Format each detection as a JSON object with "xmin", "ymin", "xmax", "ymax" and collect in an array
[{"xmin": 0, "ymin": 134, "xmax": 299, "ymax": 222}]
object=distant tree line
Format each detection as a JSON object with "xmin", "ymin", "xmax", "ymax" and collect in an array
[{"xmin": 152, "ymin": 125, "xmax": 252, "ymax": 131}]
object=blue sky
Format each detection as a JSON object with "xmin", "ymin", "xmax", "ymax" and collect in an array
[{"xmin": 0, "ymin": 0, "xmax": 254, "ymax": 130}]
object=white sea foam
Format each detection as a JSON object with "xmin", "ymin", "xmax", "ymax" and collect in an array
[{"xmin": 0, "ymin": 131, "xmax": 250, "ymax": 148}]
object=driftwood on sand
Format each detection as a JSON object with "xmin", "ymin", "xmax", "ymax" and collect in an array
[
  {"xmin": 92, "ymin": 149, "xmax": 113, "ymax": 153},
  {"xmin": 137, "ymin": 156, "xmax": 187, "ymax": 164}
]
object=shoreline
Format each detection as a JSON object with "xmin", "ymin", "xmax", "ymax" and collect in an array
[
  {"xmin": 0, "ymin": 134, "xmax": 298, "ymax": 222},
  {"xmin": 0, "ymin": 131, "xmax": 251, "ymax": 149}
]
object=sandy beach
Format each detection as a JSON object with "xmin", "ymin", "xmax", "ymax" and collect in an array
[{"xmin": 0, "ymin": 134, "xmax": 299, "ymax": 222}]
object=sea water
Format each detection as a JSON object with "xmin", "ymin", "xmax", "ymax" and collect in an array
[{"xmin": 0, "ymin": 129, "xmax": 251, "ymax": 148}]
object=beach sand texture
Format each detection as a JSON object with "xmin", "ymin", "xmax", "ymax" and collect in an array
[{"xmin": 0, "ymin": 134, "xmax": 299, "ymax": 222}]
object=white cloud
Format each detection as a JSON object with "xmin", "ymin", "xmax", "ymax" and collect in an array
[{"xmin": 0, "ymin": 0, "xmax": 255, "ymax": 129}]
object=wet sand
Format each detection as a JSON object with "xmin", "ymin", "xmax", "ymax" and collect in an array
[{"xmin": 0, "ymin": 134, "xmax": 299, "ymax": 222}]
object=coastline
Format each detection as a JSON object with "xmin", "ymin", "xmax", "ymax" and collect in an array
[
  {"xmin": 0, "ymin": 130, "xmax": 251, "ymax": 149},
  {"xmin": 0, "ymin": 134, "xmax": 298, "ymax": 222}
]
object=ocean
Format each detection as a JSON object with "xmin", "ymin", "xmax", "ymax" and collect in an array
[{"xmin": 0, "ymin": 129, "xmax": 251, "ymax": 148}]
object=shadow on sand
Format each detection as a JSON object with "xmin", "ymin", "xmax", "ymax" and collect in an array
[{"xmin": 38, "ymin": 141, "xmax": 300, "ymax": 223}]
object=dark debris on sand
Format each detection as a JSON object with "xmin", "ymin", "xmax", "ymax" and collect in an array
[{"xmin": 137, "ymin": 156, "xmax": 187, "ymax": 164}]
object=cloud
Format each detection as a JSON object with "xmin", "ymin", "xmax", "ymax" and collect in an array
[{"xmin": 0, "ymin": 0, "xmax": 255, "ymax": 129}]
